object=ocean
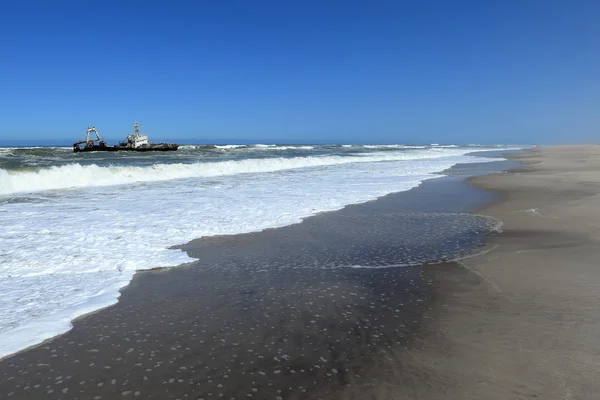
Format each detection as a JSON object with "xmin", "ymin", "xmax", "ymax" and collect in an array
[{"xmin": 0, "ymin": 143, "xmax": 514, "ymax": 359}]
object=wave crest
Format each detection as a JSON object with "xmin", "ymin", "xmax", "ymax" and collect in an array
[{"xmin": 0, "ymin": 149, "xmax": 473, "ymax": 195}]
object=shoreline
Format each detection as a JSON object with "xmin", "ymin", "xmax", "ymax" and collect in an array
[
  {"xmin": 0, "ymin": 151, "xmax": 512, "ymax": 363},
  {"xmin": 0, "ymin": 152, "xmax": 519, "ymax": 399},
  {"xmin": 0, "ymin": 149, "xmax": 512, "ymax": 362},
  {"xmin": 467, "ymin": 147, "xmax": 538, "ymax": 214},
  {"xmin": 401, "ymin": 145, "xmax": 600, "ymax": 399}
]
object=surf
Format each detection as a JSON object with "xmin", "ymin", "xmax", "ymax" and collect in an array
[{"xmin": 0, "ymin": 148, "xmax": 482, "ymax": 196}]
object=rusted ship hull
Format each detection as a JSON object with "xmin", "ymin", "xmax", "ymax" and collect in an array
[{"xmin": 73, "ymin": 144, "xmax": 179, "ymax": 153}]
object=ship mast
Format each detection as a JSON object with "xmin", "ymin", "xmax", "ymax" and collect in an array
[{"xmin": 133, "ymin": 121, "xmax": 141, "ymax": 136}]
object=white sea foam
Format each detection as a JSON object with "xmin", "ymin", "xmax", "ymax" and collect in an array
[
  {"xmin": 0, "ymin": 148, "xmax": 507, "ymax": 359},
  {"xmin": 179, "ymin": 144, "xmax": 315, "ymax": 151},
  {"xmin": 363, "ymin": 144, "xmax": 406, "ymax": 149},
  {"xmin": 252, "ymin": 144, "xmax": 276, "ymax": 148},
  {"xmin": 277, "ymin": 145, "xmax": 315, "ymax": 150},
  {"xmin": 247, "ymin": 145, "xmax": 315, "ymax": 150},
  {"xmin": 0, "ymin": 148, "xmax": 485, "ymax": 196},
  {"xmin": 213, "ymin": 144, "xmax": 247, "ymax": 149},
  {"xmin": 362, "ymin": 144, "xmax": 429, "ymax": 149}
]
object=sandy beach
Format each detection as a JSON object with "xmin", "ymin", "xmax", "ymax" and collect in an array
[
  {"xmin": 382, "ymin": 145, "xmax": 600, "ymax": 399},
  {"xmin": 2, "ymin": 146, "xmax": 600, "ymax": 399}
]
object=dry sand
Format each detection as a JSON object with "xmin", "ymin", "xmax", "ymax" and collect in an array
[{"xmin": 352, "ymin": 146, "xmax": 600, "ymax": 399}]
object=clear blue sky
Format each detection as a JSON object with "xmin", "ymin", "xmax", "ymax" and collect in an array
[{"xmin": 0, "ymin": 0, "xmax": 598, "ymax": 144}]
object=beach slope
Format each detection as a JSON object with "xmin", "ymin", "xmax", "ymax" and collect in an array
[
  {"xmin": 400, "ymin": 145, "xmax": 600, "ymax": 399},
  {"xmin": 2, "ymin": 147, "xmax": 599, "ymax": 399}
]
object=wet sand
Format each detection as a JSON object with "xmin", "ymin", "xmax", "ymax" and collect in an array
[
  {"xmin": 387, "ymin": 146, "xmax": 600, "ymax": 399},
  {"xmin": 0, "ymin": 153, "xmax": 523, "ymax": 399}
]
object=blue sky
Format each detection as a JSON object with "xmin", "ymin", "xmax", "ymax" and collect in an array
[{"xmin": 0, "ymin": 0, "xmax": 598, "ymax": 144}]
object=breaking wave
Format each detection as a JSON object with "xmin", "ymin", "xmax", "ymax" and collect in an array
[
  {"xmin": 179, "ymin": 144, "xmax": 316, "ymax": 151},
  {"xmin": 0, "ymin": 150, "xmax": 474, "ymax": 195}
]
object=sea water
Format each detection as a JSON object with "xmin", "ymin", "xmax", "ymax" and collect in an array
[{"xmin": 0, "ymin": 144, "xmax": 514, "ymax": 358}]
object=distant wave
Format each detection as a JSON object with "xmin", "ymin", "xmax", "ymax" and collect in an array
[
  {"xmin": 0, "ymin": 146, "xmax": 72, "ymax": 151},
  {"xmin": 0, "ymin": 149, "xmax": 474, "ymax": 195},
  {"xmin": 178, "ymin": 145, "xmax": 219, "ymax": 150},
  {"xmin": 362, "ymin": 144, "xmax": 428, "ymax": 149},
  {"xmin": 214, "ymin": 144, "xmax": 247, "ymax": 149},
  {"xmin": 179, "ymin": 144, "xmax": 316, "ymax": 151},
  {"xmin": 244, "ymin": 145, "xmax": 315, "ymax": 151}
]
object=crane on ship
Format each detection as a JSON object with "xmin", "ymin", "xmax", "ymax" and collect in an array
[{"xmin": 73, "ymin": 127, "xmax": 109, "ymax": 150}]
